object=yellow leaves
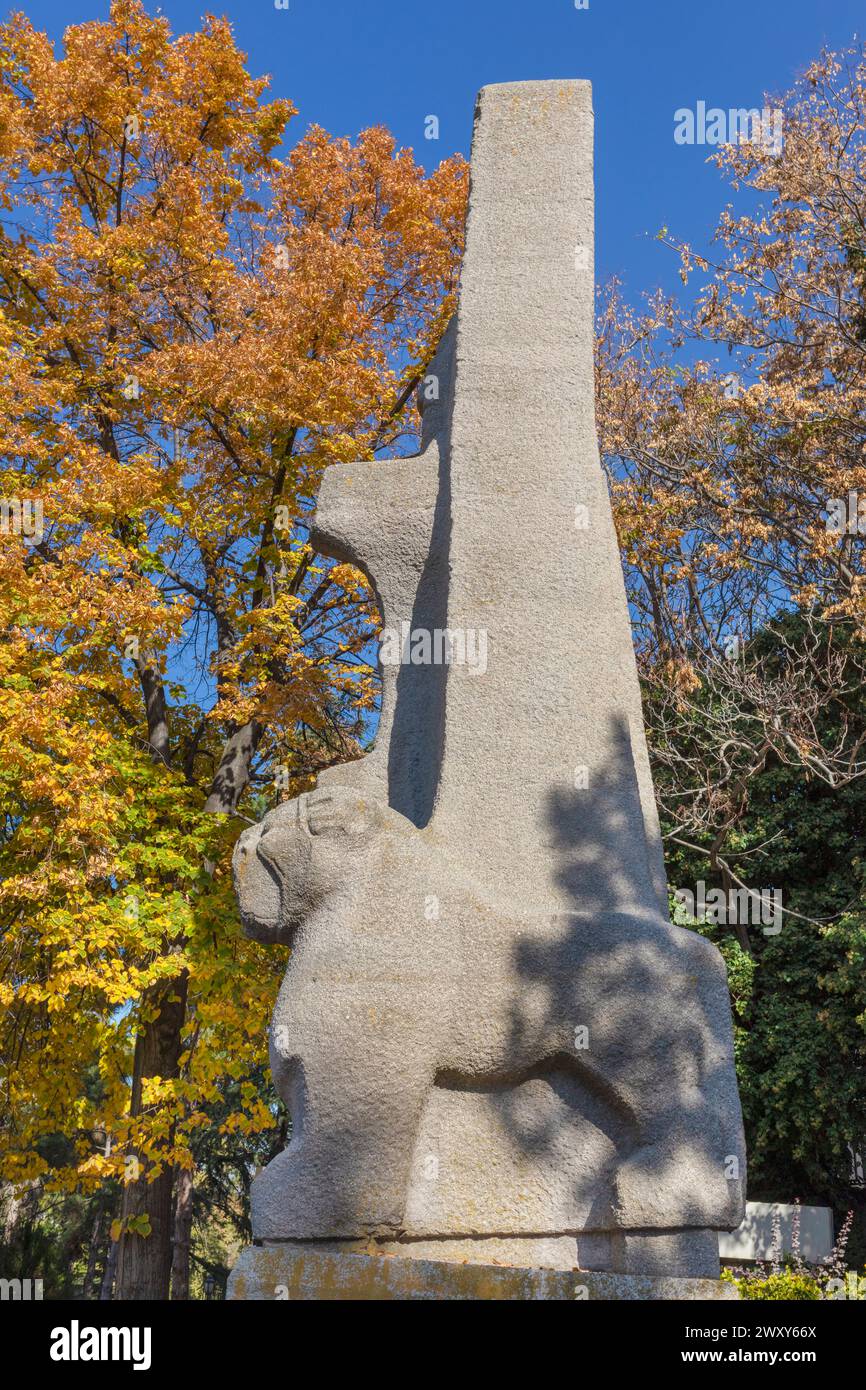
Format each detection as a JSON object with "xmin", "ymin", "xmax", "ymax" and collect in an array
[
  {"xmin": 329, "ymin": 563, "xmax": 370, "ymax": 601},
  {"xmin": 77, "ymin": 1152, "xmax": 117, "ymax": 1181},
  {"xmin": 661, "ymin": 658, "xmax": 702, "ymax": 698},
  {"xmin": 139, "ymin": 1076, "xmax": 182, "ymax": 1109},
  {"xmin": 0, "ymin": 0, "xmax": 467, "ymax": 1203},
  {"xmin": 220, "ymin": 1098, "xmax": 277, "ymax": 1137},
  {"xmin": 111, "ymin": 1213, "xmax": 151, "ymax": 1241}
]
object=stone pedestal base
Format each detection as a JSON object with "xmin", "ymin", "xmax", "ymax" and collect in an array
[{"xmin": 227, "ymin": 1245, "xmax": 739, "ymax": 1301}]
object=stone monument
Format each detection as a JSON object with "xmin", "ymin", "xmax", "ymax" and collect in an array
[{"xmin": 228, "ymin": 79, "xmax": 746, "ymax": 1301}]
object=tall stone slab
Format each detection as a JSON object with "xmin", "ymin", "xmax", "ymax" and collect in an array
[
  {"xmin": 229, "ymin": 79, "xmax": 746, "ymax": 1291},
  {"xmin": 440, "ymin": 82, "xmax": 668, "ymax": 924}
]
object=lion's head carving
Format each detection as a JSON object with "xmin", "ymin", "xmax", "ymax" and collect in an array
[{"xmin": 232, "ymin": 786, "xmax": 390, "ymax": 943}]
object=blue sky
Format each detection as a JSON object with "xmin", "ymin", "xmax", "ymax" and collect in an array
[{"xmin": 17, "ymin": 0, "xmax": 865, "ymax": 302}]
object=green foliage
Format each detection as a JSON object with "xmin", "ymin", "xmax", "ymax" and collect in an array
[
  {"xmin": 722, "ymin": 1268, "xmax": 823, "ymax": 1300},
  {"xmin": 658, "ymin": 618, "xmax": 866, "ymax": 1251}
]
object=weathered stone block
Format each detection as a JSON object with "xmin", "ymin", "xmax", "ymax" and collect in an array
[{"xmin": 227, "ymin": 1245, "xmax": 739, "ymax": 1301}]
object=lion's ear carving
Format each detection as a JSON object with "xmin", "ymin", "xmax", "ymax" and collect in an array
[{"xmin": 304, "ymin": 788, "xmax": 385, "ymax": 839}]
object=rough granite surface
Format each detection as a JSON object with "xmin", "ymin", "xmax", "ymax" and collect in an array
[
  {"xmin": 227, "ymin": 1245, "xmax": 739, "ymax": 1301},
  {"xmin": 230, "ymin": 79, "xmax": 747, "ymax": 1287}
]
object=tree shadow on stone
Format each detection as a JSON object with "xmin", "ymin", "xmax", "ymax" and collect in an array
[{"xmin": 480, "ymin": 714, "xmax": 744, "ymax": 1236}]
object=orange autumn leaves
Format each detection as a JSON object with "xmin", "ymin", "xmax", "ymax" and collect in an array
[
  {"xmin": 598, "ymin": 46, "xmax": 866, "ymax": 666},
  {"xmin": 596, "ymin": 44, "xmax": 866, "ymax": 859},
  {"xmin": 0, "ymin": 0, "xmax": 466, "ymax": 1197}
]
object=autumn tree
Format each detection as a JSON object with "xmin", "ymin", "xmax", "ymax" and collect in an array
[
  {"xmin": 597, "ymin": 43, "xmax": 866, "ymax": 904},
  {"xmin": 0, "ymin": 0, "xmax": 466, "ymax": 1298},
  {"xmin": 596, "ymin": 44, "xmax": 866, "ymax": 1223}
]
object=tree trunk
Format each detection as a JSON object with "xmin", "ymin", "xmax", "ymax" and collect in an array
[
  {"xmin": 82, "ymin": 1205, "xmax": 104, "ymax": 1300},
  {"xmin": 170, "ymin": 1167, "xmax": 194, "ymax": 1300},
  {"xmin": 1, "ymin": 1180, "xmax": 26, "ymax": 1245},
  {"xmin": 135, "ymin": 657, "xmax": 171, "ymax": 765},
  {"xmin": 100, "ymin": 1238, "xmax": 117, "ymax": 1301},
  {"xmin": 113, "ymin": 707, "xmax": 258, "ymax": 1298},
  {"xmin": 204, "ymin": 720, "xmax": 263, "ymax": 814},
  {"xmin": 115, "ymin": 972, "xmax": 189, "ymax": 1300}
]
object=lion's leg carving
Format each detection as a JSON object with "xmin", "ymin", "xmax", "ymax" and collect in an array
[
  {"xmin": 253, "ymin": 1039, "xmax": 433, "ymax": 1240},
  {"xmin": 586, "ymin": 928, "xmax": 743, "ymax": 1235},
  {"xmin": 507, "ymin": 911, "xmax": 744, "ymax": 1235}
]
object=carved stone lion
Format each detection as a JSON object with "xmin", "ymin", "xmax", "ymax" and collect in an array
[{"xmin": 233, "ymin": 785, "xmax": 745, "ymax": 1259}]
